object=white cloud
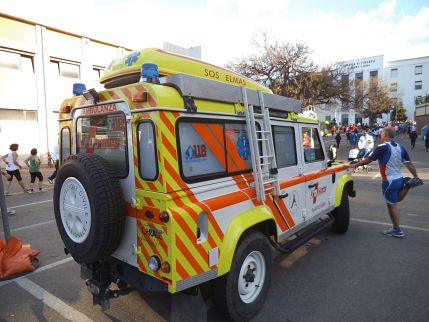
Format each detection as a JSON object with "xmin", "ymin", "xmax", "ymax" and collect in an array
[{"xmin": 0, "ymin": 0, "xmax": 428, "ymax": 67}]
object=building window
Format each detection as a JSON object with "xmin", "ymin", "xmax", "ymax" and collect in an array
[
  {"xmin": 390, "ymin": 83, "xmax": 398, "ymax": 92},
  {"xmin": 369, "ymin": 70, "xmax": 378, "ymax": 78},
  {"xmin": 390, "ymin": 68, "xmax": 398, "ymax": 78},
  {"xmin": 355, "ymin": 72, "xmax": 363, "ymax": 80},
  {"xmin": 415, "ymin": 65, "xmax": 422, "ymax": 75},
  {"xmin": 415, "ymin": 81, "xmax": 422, "ymax": 90},
  {"xmin": 0, "ymin": 109, "xmax": 37, "ymax": 121},
  {"xmin": 50, "ymin": 60, "xmax": 80, "ymax": 79}
]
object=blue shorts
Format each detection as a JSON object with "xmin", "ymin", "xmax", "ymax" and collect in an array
[{"xmin": 382, "ymin": 178, "xmax": 404, "ymax": 204}]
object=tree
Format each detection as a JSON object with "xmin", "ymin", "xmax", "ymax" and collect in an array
[
  {"xmin": 339, "ymin": 78, "xmax": 394, "ymax": 126},
  {"xmin": 226, "ymin": 33, "xmax": 344, "ymax": 107},
  {"xmin": 390, "ymin": 101, "xmax": 407, "ymax": 122}
]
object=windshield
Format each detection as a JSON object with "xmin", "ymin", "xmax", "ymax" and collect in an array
[{"xmin": 76, "ymin": 113, "xmax": 128, "ymax": 177}]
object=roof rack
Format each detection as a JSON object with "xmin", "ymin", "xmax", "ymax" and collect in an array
[{"xmin": 161, "ymin": 74, "xmax": 301, "ymax": 114}]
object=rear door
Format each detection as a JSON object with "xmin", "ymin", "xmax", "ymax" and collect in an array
[{"xmin": 72, "ymin": 101, "xmax": 137, "ymax": 266}]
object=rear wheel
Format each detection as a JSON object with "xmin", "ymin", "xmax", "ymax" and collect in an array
[
  {"xmin": 53, "ymin": 154, "xmax": 124, "ymax": 263},
  {"xmin": 331, "ymin": 189, "xmax": 350, "ymax": 234},
  {"xmin": 213, "ymin": 231, "xmax": 272, "ymax": 321}
]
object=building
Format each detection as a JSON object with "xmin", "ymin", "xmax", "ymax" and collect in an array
[
  {"xmin": 316, "ymin": 55, "xmax": 385, "ymax": 126},
  {"xmin": 384, "ymin": 56, "xmax": 429, "ymax": 121},
  {"xmin": 0, "ymin": 13, "xmax": 132, "ymax": 160},
  {"xmin": 315, "ymin": 55, "xmax": 429, "ymax": 126}
]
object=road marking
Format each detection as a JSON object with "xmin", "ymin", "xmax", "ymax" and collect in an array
[
  {"xmin": 0, "ymin": 220, "xmax": 56, "ymax": 237},
  {"xmin": 371, "ymin": 173, "xmax": 380, "ymax": 180},
  {"xmin": 0, "ymin": 257, "xmax": 74, "ymax": 288},
  {"xmin": 407, "ymin": 213, "xmax": 420, "ymax": 217},
  {"xmin": 351, "ymin": 218, "xmax": 429, "ymax": 232},
  {"xmin": 16, "ymin": 277, "xmax": 93, "ymax": 322},
  {"xmin": 8, "ymin": 199, "xmax": 53, "ymax": 209}
]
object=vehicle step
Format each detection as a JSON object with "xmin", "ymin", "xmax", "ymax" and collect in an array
[{"xmin": 270, "ymin": 216, "xmax": 334, "ymax": 254}]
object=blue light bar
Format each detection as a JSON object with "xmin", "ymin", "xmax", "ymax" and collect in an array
[
  {"xmin": 140, "ymin": 63, "xmax": 159, "ymax": 84},
  {"xmin": 73, "ymin": 83, "xmax": 87, "ymax": 96}
]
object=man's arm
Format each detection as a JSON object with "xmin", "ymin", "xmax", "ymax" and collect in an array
[
  {"xmin": 404, "ymin": 161, "xmax": 418, "ymax": 178},
  {"xmin": 347, "ymin": 157, "xmax": 372, "ymax": 170}
]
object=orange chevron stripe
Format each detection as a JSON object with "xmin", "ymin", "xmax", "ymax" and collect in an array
[
  {"xmin": 191, "ymin": 123, "xmax": 226, "ymax": 169},
  {"xmin": 122, "ymin": 88, "xmax": 133, "ymax": 101},
  {"xmin": 264, "ymin": 198, "xmax": 289, "ymax": 231},
  {"xmin": 173, "ymin": 210, "xmax": 208, "ymax": 264},
  {"xmin": 162, "ymin": 133, "xmax": 177, "ymax": 161},
  {"xmin": 176, "ymin": 236, "xmax": 205, "ymax": 274},
  {"xmin": 176, "ymin": 260, "xmax": 190, "ymax": 279},
  {"xmin": 273, "ymin": 196, "xmax": 295, "ymax": 227},
  {"xmin": 160, "ymin": 112, "xmax": 175, "ymax": 135},
  {"xmin": 164, "ymin": 159, "xmax": 186, "ymax": 192}
]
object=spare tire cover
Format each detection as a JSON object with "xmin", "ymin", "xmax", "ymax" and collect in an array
[{"xmin": 53, "ymin": 154, "xmax": 124, "ymax": 263}]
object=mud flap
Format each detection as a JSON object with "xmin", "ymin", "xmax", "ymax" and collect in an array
[{"xmin": 171, "ymin": 288, "xmax": 208, "ymax": 322}]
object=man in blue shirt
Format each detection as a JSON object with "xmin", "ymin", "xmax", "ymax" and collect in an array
[{"xmin": 348, "ymin": 127, "xmax": 423, "ymax": 238}]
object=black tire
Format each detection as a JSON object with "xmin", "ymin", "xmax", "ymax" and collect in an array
[
  {"xmin": 331, "ymin": 189, "xmax": 350, "ymax": 234},
  {"xmin": 213, "ymin": 231, "xmax": 272, "ymax": 322},
  {"xmin": 53, "ymin": 154, "xmax": 124, "ymax": 263}
]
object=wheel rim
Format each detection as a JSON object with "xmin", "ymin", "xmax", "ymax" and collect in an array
[
  {"xmin": 59, "ymin": 177, "xmax": 91, "ymax": 243},
  {"xmin": 238, "ymin": 250, "xmax": 266, "ymax": 303}
]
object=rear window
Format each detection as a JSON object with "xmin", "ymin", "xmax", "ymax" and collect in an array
[{"xmin": 76, "ymin": 113, "xmax": 128, "ymax": 177}]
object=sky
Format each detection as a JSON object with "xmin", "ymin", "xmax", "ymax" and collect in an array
[{"xmin": 1, "ymin": 0, "xmax": 428, "ymax": 67}]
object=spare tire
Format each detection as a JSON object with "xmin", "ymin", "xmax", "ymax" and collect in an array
[{"xmin": 53, "ymin": 154, "xmax": 125, "ymax": 263}]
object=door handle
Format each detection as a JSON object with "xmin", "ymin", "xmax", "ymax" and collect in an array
[
  {"xmin": 308, "ymin": 184, "xmax": 316, "ymax": 189},
  {"xmin": 279, "ymin": 192, "xmax": 289, "ymax": 199}
]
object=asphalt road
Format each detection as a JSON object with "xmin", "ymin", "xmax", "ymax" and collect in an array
[{"xmin": 1, "ymin": 136, "xmax": 428, "ymax": 322}]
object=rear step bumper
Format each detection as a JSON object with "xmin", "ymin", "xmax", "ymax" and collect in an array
[{"xmin": 270, "ymin": 216, "xmax": 334, "ymax": 254}]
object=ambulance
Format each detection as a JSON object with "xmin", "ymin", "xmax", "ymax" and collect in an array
[{"xmin": 53, "ymin": 48, "xmax": 355, "ymax": 321}]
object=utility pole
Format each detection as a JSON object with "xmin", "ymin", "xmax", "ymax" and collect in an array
[{"xmin": 0, "ymin": 177, "xmax": 11, "ymax": 241}]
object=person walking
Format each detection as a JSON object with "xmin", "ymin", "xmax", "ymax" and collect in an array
[
  {"xmin": 425, "ymin": 133, "xmax": 429, "ymax": 152},
  {"xmin": 1, "ymin": 143, "xmax": 29, "ymax": 195},
  {"xmin": 348, "ymin": 127, "xmax": 423, "ymax": 238},
  {"xmin": 409, "ymin": 131, "xmax": 417, "ymax": 149},
  {"xmin": 335, "ymin": 132, "xmax": 341, "ymax": 148},
  {"xmin": 24, "ymin": 148, "xmax": 45, "ymax": 193},
  {"xmin": 48, "ymin": 143, "xmax": 59, "ymax": 184}
]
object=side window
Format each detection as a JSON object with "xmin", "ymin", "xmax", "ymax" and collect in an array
[
  {"xmin": 60, "ymin": 127, "xmax": 71, "ymax": 163},
  {"xmin": 137, "ymin": 122, "xmax": 157, "ymax": 180},
  {"xmin": 178, "ymin": 121, "xmax": 226, "ymax": 180},
  {"xmin": 273, "ymin": 125, "xmax": 297, "ymax": 168},
  {"xmin": 302, "ymin": 127, "xmax": 324, "ymax": 162},
  {"xmin": 225, "ymin": 123, "xmax": 252, "ymax": 173}
]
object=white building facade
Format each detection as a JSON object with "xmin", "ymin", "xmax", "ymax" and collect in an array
[
  {"xmin": 0, "ymin": 13, "xmax": 131, "ymax": 160},
  {"xmin": 315, "ymin": 55, "xmax": 429, "ymax": 126},
  {"xmin": 384, "ymin": 56, "xmax": 429, "ymax": 121}
]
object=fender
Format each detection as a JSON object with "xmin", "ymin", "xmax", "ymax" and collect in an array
[
  {"xmin": 217, "ymin": 205, "xmax": 276, "ymax": 276},
  {"xmin": 334, "ymin": 173, "xmax": 354, "ymax": 207}
]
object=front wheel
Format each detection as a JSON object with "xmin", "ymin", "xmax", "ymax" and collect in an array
[{"xmin": 213, "ymin": 231, "xmax": 272, "ymax": 321}]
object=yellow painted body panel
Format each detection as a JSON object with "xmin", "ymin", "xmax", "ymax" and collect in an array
[
  {"xmin": 217, "ymin": 205, "xmax": 276, "ymax": 276},
  {"xmin": 334, "ymin": 173, "xmax": 353, "ymax": 207},
  {"xmin": 100, "ymin": 48, "xmax": 270, "ymax": 93}
]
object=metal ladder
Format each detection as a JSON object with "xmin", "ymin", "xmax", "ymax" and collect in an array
[{"xmin": 242, "ymin": 87, "xmax": 280, "ymax": 202}]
